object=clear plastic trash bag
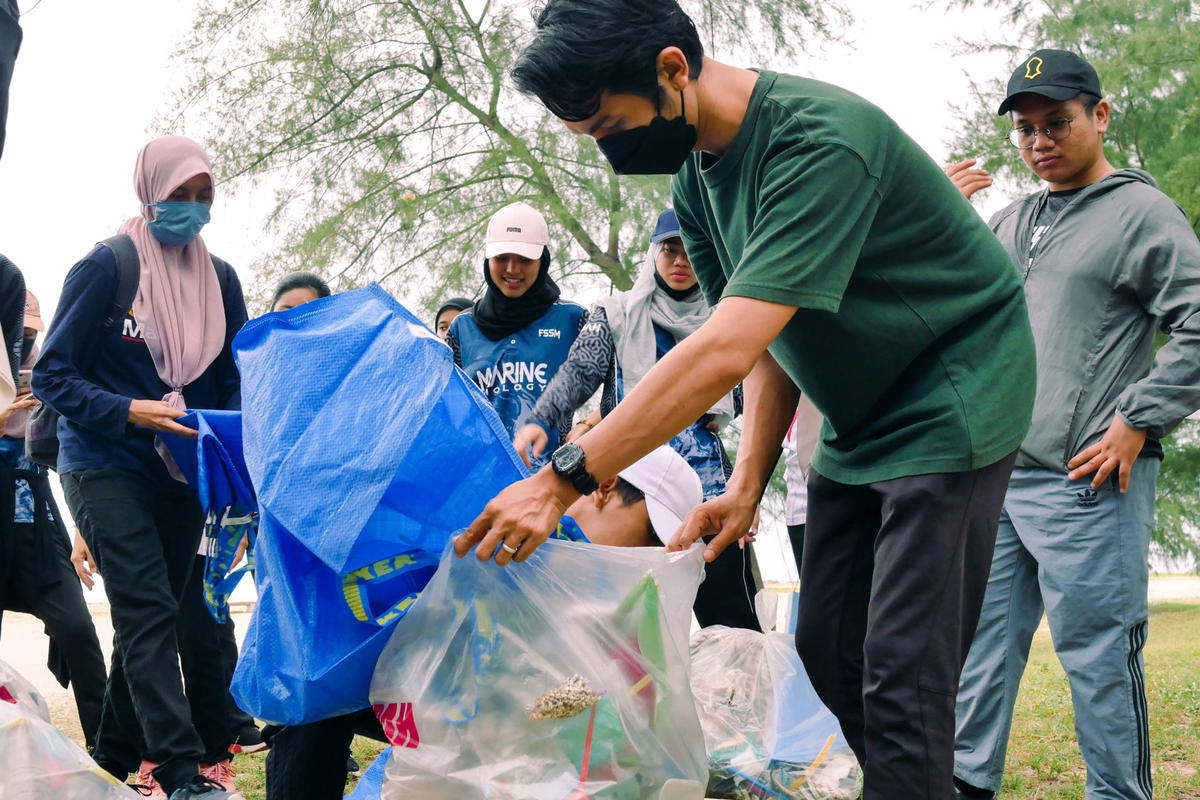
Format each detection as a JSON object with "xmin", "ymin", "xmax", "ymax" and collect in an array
[
  {"xmin": 690, "ymin": 594, "xmax": 862, "ymax": 800},
  {"xmin": 369, "ymin": 539, "xmax": 710, "ymax": 800},
  {"xmin": 0, "ymin": 659, "xmax": 139, "ymax": 799}
]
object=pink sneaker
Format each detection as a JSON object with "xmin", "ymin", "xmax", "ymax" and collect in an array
[
  {"xmin": 134, "ymin": 760, "xmax": 168, "ymax": 799},
  {"xmin": 199, "ymin": 759, "xmax": 238, "ymax": 793}
]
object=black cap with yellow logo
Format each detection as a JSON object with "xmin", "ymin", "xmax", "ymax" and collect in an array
[{"xmin": 997, "ymin": 49, "xmax": 1102, "ymax": 115}]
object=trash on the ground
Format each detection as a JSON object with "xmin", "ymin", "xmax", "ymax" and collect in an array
[
  {"xmin": 0, "ymin": 658, "xmax": 140, "ymax": 799},
  {"xmin": 690, "ymin": 594, "xmax": 863, "ymax": 800}
]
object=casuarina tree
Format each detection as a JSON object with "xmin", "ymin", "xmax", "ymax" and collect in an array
[{"xmin": 168, "ymin": 0, "xmax": 850, "ymax": 308}]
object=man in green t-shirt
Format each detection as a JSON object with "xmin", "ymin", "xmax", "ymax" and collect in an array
[{"xmin": 453, "ymin": 2, "xmax": 1037, "ymax": 798}]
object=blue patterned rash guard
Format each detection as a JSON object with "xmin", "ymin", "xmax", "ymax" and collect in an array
[
  {"xmin": 447, "ymin": 302, "xmax": 587, "ymax": 470},
  {"xmin": 0, "ymin": 436, "xmax": 38, "ymax": 522},
  {"xmin": 528, "ymin": 305, "xmax": 735, "ymax": 501}
]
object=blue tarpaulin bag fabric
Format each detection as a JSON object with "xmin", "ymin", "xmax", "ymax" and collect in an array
[
  {"xmin": 230, "ymin": 284, "xmax": 529, "ymax": 725},
  {"xmin": 163, "ymin": 410, "xmax": 259, "ymax": 622}
]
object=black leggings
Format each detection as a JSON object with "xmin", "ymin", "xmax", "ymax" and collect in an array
[
  {"xmin": 265, "ymin": 710, "xmax": 386, "ymax": 800},
  {"xmin": 691, "ymin": 537, "xmax": 761, "ymax": 630}
]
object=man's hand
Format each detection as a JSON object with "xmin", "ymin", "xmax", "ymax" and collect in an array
[
  {"xmin": 512, "ymin": 424, "xmax": 550, "ymax": 468},
  {"xmin": 0, "ymin": 394, "xmax": 38, "ymax": 428},
  {"xmin": 454, "ymin": 468, "xmax": 579, "ymax": 566},
  {"xmin": 945, "ymin": 158, "xmax": 993, "ymax": 200},
  {"xmin": 738, "ymin": 507, "xmax": 761, "ymax": 549},
  {"xmin": 668, "ymin": 481, "xmax": 760, "ymax": 562},
  {"xmin": 71, "ymin": 530, "xmax": 98, "ymax": 590},
  {"xmin": 128, "ymin": 399, "xmax": 197, "ymax": 438},
  {"xmin": 1067, "ymin": 414, "xmax": 1147, "ymax": 492}
]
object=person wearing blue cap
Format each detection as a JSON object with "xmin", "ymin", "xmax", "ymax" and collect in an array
[{"xmin": 512, "ymin": 208, "xmax": 760, "ymax": 630}]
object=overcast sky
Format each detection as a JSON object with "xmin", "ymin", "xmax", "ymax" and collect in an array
[
  {"xmin": 0, "ymin": 0, "xmax": 1024, "ymax": 316},
  {"xmin": 0, "ymin": 0, "xmax": 1030, "ymax": 590}
]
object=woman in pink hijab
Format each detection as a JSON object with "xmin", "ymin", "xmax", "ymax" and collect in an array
[{"xmin": 32, "ymin": 136, "xmax": 248, "ymax": 800}]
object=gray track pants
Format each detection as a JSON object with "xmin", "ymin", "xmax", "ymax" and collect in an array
[{"xmin": 955, "ymin": 460, "xmax": 1159, "ymax": 799}]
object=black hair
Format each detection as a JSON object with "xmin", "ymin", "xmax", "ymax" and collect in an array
[
  {"xmin": 613, "ymin": 477, "xmax": 645, "ymax": 507},
  {"xmin": 1078, "ymin": 92, "xmax": 1101, "ymax": 117},
  {"xmin": 511, "ymin": 0, "xmax": 705, "ymax": 121},
  {"xmin": 435, "ymin": 297, "xmax": 474, "ymax": 319},
  {"xmin": 613, "ymin": 477, "xmax": 657, "ymax": 545},
  {"xmin": 272, "ymin": 271, "xmax": 331, "ymax": 308}
]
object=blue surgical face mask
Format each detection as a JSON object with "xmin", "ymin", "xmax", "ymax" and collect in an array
[{"xmin": 147, "ymin": 201, "xmax": 211, "ymax": 246}]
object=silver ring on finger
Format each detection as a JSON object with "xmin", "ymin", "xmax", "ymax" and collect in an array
[{"xmin": 500, "ymin": 543, "xmax": 520, "ymax": 555}]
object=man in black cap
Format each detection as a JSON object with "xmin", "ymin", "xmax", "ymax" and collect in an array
[{"xmin": 950, "ymin": 49, "xmax": 1200, "ymax": 800}]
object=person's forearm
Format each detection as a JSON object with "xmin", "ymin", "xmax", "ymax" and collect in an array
[
  {"xmin": 567, "ymin": 297, "xmax": 797, "ymax": 487},
  {"xmin": 727, "ymin": 350, "xmax": 800, "ymax": 498}
]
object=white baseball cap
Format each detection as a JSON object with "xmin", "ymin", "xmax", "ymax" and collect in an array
[
  {"xmin": 618, "ymin": 446, "xmax": 703, "ymax": 545},
  {"xmin": 485, "ymin": 202, "xmax": 549, "ymax": 261}
]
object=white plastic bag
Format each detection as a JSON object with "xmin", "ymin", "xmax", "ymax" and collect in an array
[
  {"xmin": 369, "ymin": 538, "xmax": 710, "ymax": 800},
  {"xmin": 0, "ymin": 659, "xmax": 140, "ymax": 799},
  {"xmin": 690, "ymin": 594, "xmax": 862, "ymax": 799}
]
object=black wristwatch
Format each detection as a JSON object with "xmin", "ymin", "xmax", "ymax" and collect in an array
[{"xmin": 551, "ymin": 442, "xmax": 599, "ymax": 495}]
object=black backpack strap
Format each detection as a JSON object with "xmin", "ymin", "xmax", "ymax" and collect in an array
[
  {"xmin": 94, "ymin": 237, "xmax": 233, "ymax": 327},
  {"xmin": 210, "ymin": 254, "xmax": 233, "ymax": 299},
  {"xmin": 96, "ymin": 234, "xmax": 141, "ymax": 333}
]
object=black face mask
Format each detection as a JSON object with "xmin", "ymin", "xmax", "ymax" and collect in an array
[
  {"xmin": 597, "ymin": 91, "xmax": 698, "ymax": 175},
  {"xmin": 20, "ymin": 336, "xmax": 35, "ymax": 365}
]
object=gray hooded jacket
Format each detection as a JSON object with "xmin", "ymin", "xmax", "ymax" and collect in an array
[{"xmin": 990, "ymin": 168, "xmax": 1200, "ymax": 471}]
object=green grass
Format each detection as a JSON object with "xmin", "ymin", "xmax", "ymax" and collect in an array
[
  {"xmin": 994, "ymin": 602, "xmax": 1200, "ymax": 799},
  {"xmin": 226, "ymin": 604, "xmax": 1200, "ymax": 800}
]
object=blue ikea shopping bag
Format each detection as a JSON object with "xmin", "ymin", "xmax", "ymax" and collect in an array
[
  {"xmin": 229, "ymin": 285, "xmax": 529, "ymax": 725},
  {"xmin": 162, "ymin": 410, "xmax": 254, "ymax": 515},
  {"xmin": 163, "ymin": 410, "xmax": 259, "ymax": 622}
]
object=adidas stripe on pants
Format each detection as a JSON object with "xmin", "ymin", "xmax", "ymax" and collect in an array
[{"xmin": 954, "ymin": 460, "xmax": 1159, "ymax": 800}]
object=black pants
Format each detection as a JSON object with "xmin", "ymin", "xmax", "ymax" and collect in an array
[
  {"xmin": 63, "ymin": 468, "xmax": 207, "ymax": 794},
  {"xmin": 265, "ymin": 709, "xmax": 386, "ymax": 800},
  {"xmin": 692, "ymin": 538, "xmax": 761, "ymax": 630},
  {"xmin": 787, "ymin": 523, "xmax": 805, "ymax": 579},
  {"xmin": 794, "ymin": 453, "xmax": 1016, "ymax": 800},
  {"xmin": 177, "ymin": 555, "xmax": 256, "ymax": 763},
  {"xmin": 0, "ymin": 521, "xmax": 107, "ymax": 749}
]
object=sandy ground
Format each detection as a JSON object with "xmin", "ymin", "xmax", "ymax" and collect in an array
[
  {"xmin": 3, "ymin": 578, "xmax": 1197, "ymax": 747},
  {"xmin": 0, "ymin": 606, "xmax": 254, "ymax": 746}
]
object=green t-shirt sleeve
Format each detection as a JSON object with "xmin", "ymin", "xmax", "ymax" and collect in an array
[
  {"xmin": 723, "ymin": 143, "xmax": 882, "ymax": 313},
  {"xmin": 673, "ymin": 181, "xmax": 727, "ymax": 308}
]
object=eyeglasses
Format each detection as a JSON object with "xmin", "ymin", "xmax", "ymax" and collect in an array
[
  {"xmin": 659, "ymin": 243, "xmax": 688, "ymax": 260},
  {"xmin": 1006, "ymin": 113, "xmax": 1081, "ymax": 150}
]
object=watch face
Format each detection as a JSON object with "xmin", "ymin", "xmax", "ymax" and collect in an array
[{"xmin": 554, "ymin": 444, "xmax": 583, "ymax": 473}]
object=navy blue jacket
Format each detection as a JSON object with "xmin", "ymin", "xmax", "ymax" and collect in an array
[{"xmin": 32, "ymin": 244, "xmax": 247, "ymax": 482}]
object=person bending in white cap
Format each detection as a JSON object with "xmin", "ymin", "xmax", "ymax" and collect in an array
[{"xmin": 566, "ymin": 444, "xmax": 702, "ymax": 549}]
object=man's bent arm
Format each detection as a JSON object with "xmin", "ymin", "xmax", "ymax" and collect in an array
[
  {"xmin": 456, "ymin": 296, "xmax": 799, "ymax": 565},
  {"xmin": 726, "ymin": 349, "xmax": 801, "ymax": 499}
]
